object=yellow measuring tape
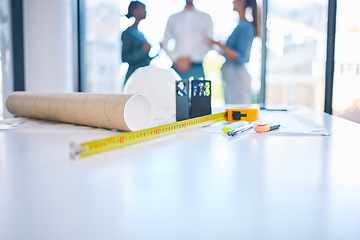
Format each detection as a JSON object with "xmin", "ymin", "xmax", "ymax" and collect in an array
[
  {"xmin": 70, "ymin": 107, "xmax": 259, "ymax": 159},
  {"xmin": 70, "ymin": 112, "xmax": 227, "ymax": 159}
]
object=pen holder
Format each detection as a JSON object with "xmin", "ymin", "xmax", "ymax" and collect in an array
[{"xmin": 176, "ymin": 79, "xmax": 211, "ymax": 121}]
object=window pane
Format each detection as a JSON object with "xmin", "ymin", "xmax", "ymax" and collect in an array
[
  {"xmin": 333, "ymin": 0, "xmax": 360, "ymax": 123},
  {"xmin": 85, "ymin": 0, "xmax": 121, "ymax": 92},
  {"xmin": 0, "ymin": 0, "xmax": 14, "ymax": 119},
  {"xmin": 266, "ymin": 0, "xmax": 328, "ymax": 111}
]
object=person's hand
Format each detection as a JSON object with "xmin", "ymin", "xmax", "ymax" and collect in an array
[
  {"xmin": 142, "ymin": 42, "xmax": 151, "ymax": 52},
  {"xmin": 206, "ymin": 36, "xmax": 221, "ymax": 48},
  {"xmin": 174, "ymin": 57, "xmax": 191, "ymax": 72}
]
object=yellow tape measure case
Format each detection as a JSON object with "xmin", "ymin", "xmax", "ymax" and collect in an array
[{"xmin": 226, "ymin": 107, "xmax": 259, "ymax": 122}]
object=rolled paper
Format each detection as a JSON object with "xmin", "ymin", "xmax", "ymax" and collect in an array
[
  {"xmin": 106, "ymin": 94, "xmax": 154, "ymax": 131},
  {"xmin": 34, "ymin": 93, "xmax": 52, "ymax": 120},
  {"xmin": 64, "ymin": 93, "xmax": 90, "ymax": 125},
  {"xmin": 5, "ymin": 92, "xmax": 154, "ymax": 131},
  {"xmin": 4, "ymin": 92, "xmax": 18, "ymax": 116},
  {"xmin": 47, "ymin": 94, "xmax": 68, "ymax": 122},
  {"xmin": 21, "ymin": 92, "xmax": 38, "ymax": 118},
  {"xmin": 83, "ymin": 93, "xmax": 111, "ymax": 129}
]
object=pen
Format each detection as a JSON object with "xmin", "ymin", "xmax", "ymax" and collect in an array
[
  {"xmin": 222, "ymin": 121, "xmax": 248, "ymax": 134},
  {"xmin": 227, "ymin": 123, "xmax": 254, "ymax": 136},
  {"xmin": 254, "ymin": 123, "xmax": 280, "ymax": 133}
]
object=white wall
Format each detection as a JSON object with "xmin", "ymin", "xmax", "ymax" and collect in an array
[{"xmin": 23, "ymin": 0, "xmax": 74, "ymax": 92}]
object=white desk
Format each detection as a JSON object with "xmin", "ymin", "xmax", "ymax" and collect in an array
[{"xmin": 1, "ymin": 106, "xmax": 360, "ymax": 240}]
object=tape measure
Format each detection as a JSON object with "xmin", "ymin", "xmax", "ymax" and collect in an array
[
  {"xmin": 70, "ymin": 112, "xmax": 227, "ymax": 159},
  {"xmin": 70, "ymin": 107, "xmax": 259, "ymax": 159},
  {"xmin": 226, "ymin": 107, "xmax": 259, "ymax": 122}
]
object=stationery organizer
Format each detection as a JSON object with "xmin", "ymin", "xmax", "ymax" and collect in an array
[{"xmin": 175, "ymin": 79, "xmax": 211, "ymax": 121}]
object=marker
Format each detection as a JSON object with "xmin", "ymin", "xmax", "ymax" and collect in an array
[
  {"xmin": 222, "ymin": 121, "xmax": 248, "ymax": 134},
  {"xmin": 227, "ymin": 123, "xmax": 254, "ymax": 136},
  {"xmin": 254, "ymin": 123, "xmax": 280, "ymax": 133}
]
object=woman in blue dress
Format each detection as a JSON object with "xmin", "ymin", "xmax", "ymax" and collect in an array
[
  {"xmin": 209, "ymin": 0, "xmax": 260, "ymax": 104},
  {"xmin": 121, "ymin": 1, "xmax": 152, "ymax": 85}
]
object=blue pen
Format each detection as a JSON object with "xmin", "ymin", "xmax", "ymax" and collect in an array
[{"xmin": 227, "ymin": 123, "xmax": 254, "ymax": 136}]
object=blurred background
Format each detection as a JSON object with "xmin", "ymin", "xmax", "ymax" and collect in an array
[{"xmin": 1, "ymin": 0, "xmax": 359, "ymax": 123}]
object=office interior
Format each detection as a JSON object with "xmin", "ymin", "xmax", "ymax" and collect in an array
[
  {"xmin": 0, "ymin": 0, "xmax": 359, "ymax": 121},
  {"xmin": 2, "ymin": 1, "xmax": 360, "ymax": 240}
]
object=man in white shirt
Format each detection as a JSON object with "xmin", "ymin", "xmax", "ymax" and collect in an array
[{"xmin": 162, "ymin": 0, "xmax": 213, "ymax": 79}]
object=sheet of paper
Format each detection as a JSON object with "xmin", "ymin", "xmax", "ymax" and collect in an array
[{"xmin": 205, "ymin": 110, "xmax": 330, "ymax": 136}]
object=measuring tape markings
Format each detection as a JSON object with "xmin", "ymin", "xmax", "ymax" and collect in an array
[{"xmin": 71, "ymin": 112, "xmax": 227, "ymax": 159}]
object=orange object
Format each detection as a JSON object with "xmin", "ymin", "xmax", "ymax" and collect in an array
[
  {"xmin": 225, "ymin": 107, "xmax": 259, "ymax": 122},
  {"xmin": 254, "ymin": 123, "xmax": 280, "ymax": 133}
]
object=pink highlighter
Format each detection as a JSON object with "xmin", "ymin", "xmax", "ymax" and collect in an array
[{"xmin": 254, "ymin": 123, "xmax": 280, "ymax": 133}]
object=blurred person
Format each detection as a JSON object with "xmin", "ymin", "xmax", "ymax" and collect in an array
[
  {"xmin": 162, "ymin": 0, "xmax": 213, "ymax": 80},
  {"xmin": 209, "ymin": 0, "xmax": 260, "ymax": 104},
  {"xmin": 121, "ymin": 1, "xmax": 152, "ymax": 85}
]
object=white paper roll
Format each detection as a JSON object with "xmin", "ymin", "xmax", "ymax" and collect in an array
[{"xmin": 5, "ymin": 92, "xmax": 154, "ymax": 131}]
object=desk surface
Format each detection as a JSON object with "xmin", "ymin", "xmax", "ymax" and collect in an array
[{"xmin": 1, "ymin": 106, "xmax": 360, "ymax": 240}]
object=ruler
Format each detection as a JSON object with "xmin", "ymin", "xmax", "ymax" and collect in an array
[{"xmin": 70, "ymin": 112, "xmax": 227, "ymax": 159}]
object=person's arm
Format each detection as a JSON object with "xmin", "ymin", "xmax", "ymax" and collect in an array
[
  {"xmin": 208, "ymin": 38, "xmax": 238, "ymax": 60},
  {"xmin": 121, "ymin": 31, "xmax": 150, "ymax": 64},
  {"xmin": 209, "ymin": 24, "xmax": 253, "ymax": 65},
  {"xmin": 213, "ymin": 40, "xmax": 238, "ymax": 60}
]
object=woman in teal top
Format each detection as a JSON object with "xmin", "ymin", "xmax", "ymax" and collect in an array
[
  {"xmin": 121, "ymin": 1, "xmax": 152, "ymax": 84},
  {"xmin": 209, "ymin": 0, "xmax": 260, "ymax": 104}
]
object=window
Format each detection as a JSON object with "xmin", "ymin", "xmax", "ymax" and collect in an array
[
  {"xmin": 80, "ymin": 0, "xmax": 339, "ymax": 113},
  {"xmin": 84, "ymin": 0, "xmax": 121, "ymax": 92},
  {"xmin": 0, "ymin": 0, "xmax": 14, "ymax": 119},
  {"xmin": 265, "ymin": 0, "xmax": 328, "ymax": 111},
  {"xmin": 83, "ymin": 0, "xmax": 260, "ymax": 105},
  {"xmin": 333, "ymin": 0, "xmax": 360, "ymax": 123}
]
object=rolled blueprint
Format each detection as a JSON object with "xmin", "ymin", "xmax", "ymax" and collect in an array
[{"xmin": 5, "ymin": 92, "xmax": 154, "ymax": 131}]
